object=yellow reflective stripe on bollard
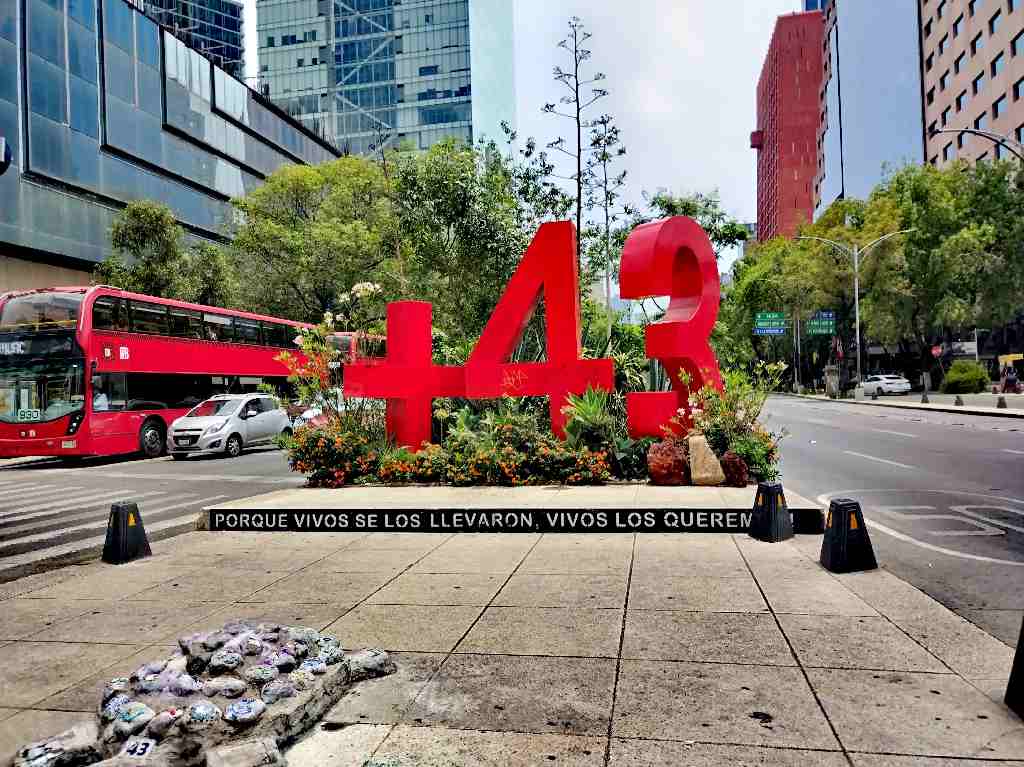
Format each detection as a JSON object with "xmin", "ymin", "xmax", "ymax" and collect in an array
[
  {"xmin": 128, "ymin": 512, "xmax": 136, "ymax": 527},
  {"xmin": 849, "ymin": 514, "xmax": 858, "ymax": 530}
]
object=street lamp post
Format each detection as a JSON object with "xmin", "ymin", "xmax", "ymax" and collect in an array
[
  {"xmin": 797, "ymin": 230, "xmax": 914, "ymax": 387},
  {"xmin": 928, "ymin": 127, "xmax": 1024, "ymax": 163}
]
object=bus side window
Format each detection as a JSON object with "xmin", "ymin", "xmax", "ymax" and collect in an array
[
  {"xmin": 169, "ymin": 308, "xmax": 203, "ymax": 339},
  {"xmin": 93, "ymin": 297, "xmax": 127, "ymax": 331},
  {"xmin": 93, "ymin": 373, "xmax": 127, "ymax": 411},
  {"xmin": 130, "ymin": 301, "xmax": 169, "ymax": 335},
  {"xmin": 203, "ymin": 313, "xmax": 233, "ymax": 341},
  {"xmin": 235, "ymin": 318, "xmax": 261, "ymax": 344}
]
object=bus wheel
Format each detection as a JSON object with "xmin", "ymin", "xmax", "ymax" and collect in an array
[
  {"xmin": 170, "ymin": 453, "xmax": 188, "ymax": 461},
  {"xmin": 224, "ymin": 434, "xmax": 243, "ymax": 458},
  {"xmin": 139, "ymin": 420, "xmax": 165, "ymax": 458}
]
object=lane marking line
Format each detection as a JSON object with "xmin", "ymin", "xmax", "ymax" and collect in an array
[
  {"xmin": 1003, "ymin": 449, "xmax": 1024, "ymax": 455},
  {"xmin": 842, "ymin": 451, "xmax": 915, "ymax": 470},
  {"xmin": 871, "ymin": 429, "xmax": 917, "ymax": 438}
]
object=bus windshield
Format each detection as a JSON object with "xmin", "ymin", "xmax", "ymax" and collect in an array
[
  {"xmin": 0, "ymin": 292, "xmax": 83, "ymax": 331},
  {"xmin": 0, "ymin": 357, "xmax": 85, "ymax": 423},
  {"xmin": 186, "ymin": 399, "xmax": 240, "ymax": 418}
]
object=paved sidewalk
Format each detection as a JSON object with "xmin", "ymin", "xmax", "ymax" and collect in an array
[
  {"xmin": 0, "ymin": 529, "xmax": 1021, "ymax": 765},
  {"xmin": 795, "ymin": 392, "xmax": 1024, "ymax": 418}
]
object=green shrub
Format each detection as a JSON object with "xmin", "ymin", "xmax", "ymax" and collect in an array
[
  {"xmin": 728, "ymin": 427, "xmax": 781, "ymax": 483},
  {"xmin": 940, "ymin": 360, "xmax": 990, "ymax": 394}
]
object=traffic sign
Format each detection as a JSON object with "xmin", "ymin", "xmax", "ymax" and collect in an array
[
  {"xmin": 754, "ymin": 327, "xmax": 786, "ymax": 336},
  {"xmin": 805, "ymin": 310, "xmax": 836, "ymax": 336},
  {"xmin": 754, "ymin": 311, "xmax": 789, "ymax": 336}
]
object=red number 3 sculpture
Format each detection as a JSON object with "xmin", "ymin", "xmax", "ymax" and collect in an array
[
  {"xmin": 620, "ymin": 216, "xmax": 723, "ymax": 437},
  {"xmin": 345, "ymin": 216, "xmax": 721, "ymax": 449}
]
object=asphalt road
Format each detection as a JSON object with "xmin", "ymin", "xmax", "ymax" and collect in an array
[
  {"xmin": 763, "ymin": 394, "xmax": 1024, "ymax": 645},
  {"xmin": 0, "ymin": 446, "xmax": 301, "ymax": 580}
]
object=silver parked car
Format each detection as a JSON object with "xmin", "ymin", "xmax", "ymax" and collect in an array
[
  {"xmin": 863, "ymin": 374, "xmax": 912, "ymax": 396},
  {"xmin": 167, "ymin": 394, "xmax": 291, "ymax": 459}
]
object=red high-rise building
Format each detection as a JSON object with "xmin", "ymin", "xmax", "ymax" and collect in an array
[{"xmin": 751, "ymin": 11, "xmax": 824, "ymax": 242}]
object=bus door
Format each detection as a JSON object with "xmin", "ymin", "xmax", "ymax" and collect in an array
[{"xmin": 89, "ymin": 372, "xmax": 133, "ymax": 445}]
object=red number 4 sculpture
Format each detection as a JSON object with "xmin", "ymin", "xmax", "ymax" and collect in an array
[{"xmin": 345, "ymin": 216, "xmax": 722, "ymax": 449}]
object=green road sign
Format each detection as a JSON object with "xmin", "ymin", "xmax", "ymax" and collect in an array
[
  {"xmin": 805, "ymin": 310, "xmax": 836, "ymax": 336},
  {"xmin": 755, "ymin": 312, "xmax": 787, "ymax": 322}
]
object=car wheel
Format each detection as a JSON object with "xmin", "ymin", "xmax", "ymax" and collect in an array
[
  {"xmin": 139, "ymin": 420, "xmax": 165, "ymax": 458},
  {"xmin": 224, "ymin": 434, "xmax": 243, "ymax": 458},
  {"xmin": 170, "ymin": 452, "xmax": 188, "ymax": 461},
  {"xmin": 877, "ymin": 387, "xmax": 884, "ymax": 397},
  {"xmin": 281, "ymin": 427, "xmax": 293, "ymax": 438}
]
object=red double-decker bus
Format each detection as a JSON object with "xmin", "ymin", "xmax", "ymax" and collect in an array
[{"xmin": 0, "ymin": 286, "xmax": 361, "ymax": 459}]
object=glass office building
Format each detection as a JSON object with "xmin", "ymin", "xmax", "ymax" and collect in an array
[
  {"xmin": 0, "ymin": 0, "xmax": 338, "ymax": 292},
  {"xmin": 142, "ymin": 0, "xmax": 245, "ymax": 77},
  {"xmin": 257, "ymin": 0, "xmax": 516, "ymax": 155},
  {"xmin": 814, "ymin": 0, "xmax": 925, "ymax": 214}
]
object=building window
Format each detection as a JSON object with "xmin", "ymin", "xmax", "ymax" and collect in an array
[
  {"xmin": 943, "ymin": 142, "xmax": 954, "ymax": 161},
  {"xmin": 990, "ymin": 10, "xmax": 1002, "ymax": 33},
  {"xmin": 1010, "ymin": 0, "xmax": 1017, "ymax": 12},
  {"xmin": 1017, "ymin": 124, "xmax": 1024, "ymax": 142},
  {"xmin": 971, "ymin": 33, "xmax": 985, "ymax": 56},
  {"xmin": 926, "ymin": 53, "xmax": 935, "ymax": 70},
  {"xmin": 995, "ymin": 142, "xmax": 1005, "ymax": 159},
  {"xmin": 1013, "ymin": 30, "xmax": 1023, "ymax": 56},
  {"xmin": 957, "ymin": 89, "xmax": 968, "ymax": 111},
  {"xmin": 925, "ymin": 19, "xmax": 933, "ymax": 37},
  {"xmin": 958, "ymin": 131, "xmax": 967, "ymax": 148},
  {"xmin": 955, "ymin": 52, "xmax": 966, "ymax": 73},
  {"xmin": 1015, "ymin": 76, "xmax": 1024, "ymax": 100},
  {"xmin": 418, "ymin": 65, "xmax": 438, "ymax": 76},
  {"xmin": 940, "ymin": 70, "xmax": 950, "ymax": 90},
  {"xmin": 993, "ymin": 94, "xmax": 1007, "ymax": 118},
  {"xmin": 974, "ymin": 71, "xmax": 985, "ymax": 94},
  {"xmin": 929, "ymin": 119, "xmax": 938, "ymax": 136},
  {"xmin": 296, "ymin": 58, "xmax": 303, "ymax": 67},
  {"xmin": 969, "ymin": 0, "xmax": 982, "ymax": 16},
  {"xmin": 953, "ymin": 14, "xmax": 964, "ymax": 36},
  {"xmin": 992, "ymin": 53, "xmax": 1005, "ymax": 76},
  {"xmin": 266, "ymin": 36, "xmax": 275, "ymax": 47},
  {"xmin": 937, "ymin": 0, "xmax": 946, "ymax": 18},
  {"xmin": 927, "ymin": 86, "xmax": 936, "ymax": 105},
  {"xmin": 260, "ymin": 64, "xmax": 268, "ymax": 72},
  {"xmin": 975, "ymin": 111, "xmax": 988, "ymax": 130},
  {"xmin": 939, "ymin": 34, "xmax": 949, "ymax": 55},
  {"xmin": 942, "ymin": 105, "xmax": 951, "ymax": 125}
]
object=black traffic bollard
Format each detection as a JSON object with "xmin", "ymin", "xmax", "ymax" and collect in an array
[
  {"xmin": 102, "ymin": 501, "xmax": 152, "ymax": 565},
  {"xmin": 954, "ymin": 395, "xmax": 964, "ymax": 406},
  {"xmin": 921, "ymin": 392, "xmax": 930, "ymax": 403},
  {"xmin": 998, "ymin": 395, "xmax": 1008, "ymax": 409},
  {"xmin": 820, "ymin": 498, "xmax": 877, "ymax": 573},
  {"xmin": 749, "ymin": 482, "xmax": 794, "ymax": 543},
  {"xmin": 1007, "ymin": 616, "xmax": 1024, "ymax": 718}
]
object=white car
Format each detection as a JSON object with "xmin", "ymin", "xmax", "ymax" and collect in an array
[
  {"xmin": 292, "ymin": 407, "xmax": 323, "ymax": 430},
  {"xmin": 863, "ymin": 374, "xmax": 912, "ymax": 396},
  {"xmin": 167, "ymin": 394, "xmax": 292, "ymax": 459}
]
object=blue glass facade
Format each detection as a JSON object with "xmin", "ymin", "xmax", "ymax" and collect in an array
[
  {"xmin": 814, "ymin": 0, "xmax": 924, "ymax": 214},
  {"xmin": 143, "ymin": 0, "xmax": 244, "ymax": 77},
  {"xmin": 0, "ymin": 0, "xmax": 338, "ymax": 289},
  {"xmin": 257, "ymin": 0, "xmax": 516, "ymax": 155}
]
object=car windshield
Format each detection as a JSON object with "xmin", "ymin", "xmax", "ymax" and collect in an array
[
  {"xmin": 0, "ymin": 292, "xmax": 83, "ymax": 331},
  {"xmin": 187, "ymin": 399, "xmax": 240, "ymax": 418},
  {"xmin": 0, "ymin": 357, "xmax": 85, "ymax": 423}
]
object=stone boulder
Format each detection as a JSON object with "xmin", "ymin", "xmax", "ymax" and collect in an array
[
  {"xmin": 720, "ymin": 451, "xmax": 749, "ymax": 488},
  {"xmin": 646, "ymin": 439, "xmax": 689, "ymax": 486},
  {"xmin": 688, "ymin": 434, "xmax": 725, "ymax": 486}
]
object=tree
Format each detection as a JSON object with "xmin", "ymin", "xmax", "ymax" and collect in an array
[
  {"xmin": 642, "ymin": 191, "xmax": 751, "ymax": 258},
  {"xmin": 95, "ymin": 201, "xmax": 185, "ymax": 297},
  {"xmin": 230, "ymin": 157, "xmax": 396, "ymax": 324},
  {"xmin": 543, "ymin": 16, "xmax": 609, "ymax": 264}
]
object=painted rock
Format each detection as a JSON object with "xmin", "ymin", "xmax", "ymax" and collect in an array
[
  {"xmin": 299, "ymin": 658, "xmax": 327, "ymax": 675},
  {"xmin": 145, "ymin": 707, "xmax": 183, "ymax": 739},
  {"xmin": 169, "ymin": 672, "xmax": 203, "ymax": 697},
  {"xmin": 132, "ymin": 660, "xmax": 166, "ymax": 679},
  {"xmin": 209, "ymin": 650, "xmax": 244, "ymax": 674},
  {"xmin": 203, "ymin": 632, "xmax": 232, "ymax": 651},
  {"xmin": 134, "ymin": 673, "xmax": 166, "ymax": 695},
  {"xmin": 224, "ymin": 697, "xmax": 266, "ymax": 725},
  {"xmin": 223, "ymin": 620, "xmax": 255, "ymax": 635},
  {"xmin": 243, "ymin": 664, "xmax": 279, "ymax": 685},
  {"xmin": 267, "ymin": 651, "xmax": 297, "ymax": 671},
  {"xmin": 113, "ymin": 702, "xmax": 156, "ymax": 737},
  {"xmin": 317, "ymin": 635, "xmax": 340, "ymax": 652},
  {"xmin": 319, "ymin": 645, "xmax": 345, "ymax": 666},
  {"xmin": 241, "ymin": 636, "xmax": 264, "ymax": 656},
  {"xmin": 165, "ymin": 653, "xmax": 189, "ymax": 674},
  {"xmin": 282, "ymin": 641, "xmax": 308, "ymax": 660},
  {"xmin": 203, "ymin": 677, "xmax": 248, "ymax": 699},
  {"xmin": 260, "ymin": 679, "xmax": 296, "ymax": 705},
  {"xmin": 183, "ymin": 700, "xmax": 222, "ymax": 732},
  {"xmin": 101, "ymin": 694, "xmax": 132, "ymax": 722},
  {"xmin": 285, "ymin": 627, "xmax": 320, "ymax": 646},
  {"xmin": 288, "ymin": 670, "xmax": 315, "ymax": 691},
  {"xmin": 186, "ymin": 652, "xmax": 211, "ymax": 676},
  {"xmin": 101, "ymin": 678, "xmax": 130, "ymax": 705},
  {"xmin": 348, "ymin": 649, "xmax": 396, "ymax": 679},
  {"xmin": 257, "ymin": 622, "xmax": 282, "ymax": 634}
]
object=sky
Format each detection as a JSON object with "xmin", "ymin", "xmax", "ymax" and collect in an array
[{"xmin": 243, "ymin": 0, "xmax": 800, "ymax": 264}]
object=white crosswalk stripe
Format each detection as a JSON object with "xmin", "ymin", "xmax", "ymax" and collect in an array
[
  {"xmin": 0, "ymin": 484, "xmax": 84, "ymax": 501},
  {"xmin": 0, "ymin": 489, "xmax": 170, "ymax": 523},
  {"xmin": 0, "ymin": 492, "xmax": 199, "ymax": 538}
]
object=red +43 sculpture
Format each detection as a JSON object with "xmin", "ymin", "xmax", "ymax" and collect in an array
[{"xmin": 344, "ymin": 215, "xmax": 722, "ymax": 449}]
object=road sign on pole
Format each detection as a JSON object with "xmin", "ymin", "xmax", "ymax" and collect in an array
[
  {"xmin": 805, "ymin": 310, "xmax": 836, "ymax": 336},
  {"xmin": 754, "ymin": 312, "xmax": 789, "ymax": 336}
]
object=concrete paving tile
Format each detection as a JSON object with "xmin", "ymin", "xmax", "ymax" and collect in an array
[
  {"xmin": 20, "ymin": 563, "xmax": 181, "ymax": 600},
  {"xmin": 0, "ymin": 642, "xmax": 146, "ymax": 707},
  {"xmin": 36, "ymin": 643, "xmax": 178, "ymax": 712},
  {"xmin": 613, "ymin": 660, "xmax": 839, "ymax": 749},
  {"xmin": 0, "ymin": 599, "xmax": 101, "ymax": 640},
  {"xmin": 0, "ymin": 709, "xmax": 18, "ymax": 724},
  {"xmin": 367, "ymin": 572, "xmax": 505, "ymax": 606},
  {"xmin": 0, "ymin": 710, "xmax": 93, "ymax": 765},
  {"xmin": 778, "ymin": 614, "xmax": 950, "ymax": 673},
  {"xmin": 758, "ymin": 577, "xmax": 879, "ymax": 617},
  {"xmin": 744, "ymin": 557, "xmax": 829, "ymax": 581},
  {"xmin": 622, "ymin": 611, "xmax": 794, "ymax": 665},
  {"xmin": 325, "ymin": 652, "xmax": 447, "ymax": 725},
  {"xmin": 609, "ymin": 738, "xmax": 849, "ymax": 766},
  {"xmin": 323, "ymin": 548, "xmax": 426, "ymax": 573},
  {"xmin": 850, "ymin": 756, "xmax": 1024, "ymax": 767},
  {"xmin": 957, "ymin": 608, "xmax": 1024, "ymax": 648},
  {"xmin": 339, "ymin": 532, "xmax": 451, "ymax": 552},
  {"xmin": 970, "ymin": 677, "xmax": 1014, "ymax": 706},
  {"xmin": 240, "ymin": 570, "xmax": 394, "ymax": 604},
  {"xmin": 806, "ymin": 667, "xmax": 1024, "ymax": 758},
  {"xmin": 412, "ymin": 541, "xmax": 535, "ymax": 574},
  {"xmin": 892, "ymin": 615, "xmax": 1015, "ymax": 680},
  {"xmin": 458, "ymin": 606, "xmax": 623, "ymax": 657},
  {"xmin": 0, "ymin": 567, "xmax": 97, "ymax": 601},
  {"xmin": 518, "ymin": 544, "xmax": 632, "ymax": 575},
  {"xmin": 834, "ymin": 570, "xmax": 954, "ymax": 621},
  {"xmin": 183, "ymin": 602, "xmax": 356, "ymax": 634},
  {"xmin": 628, "ymin": 574, "xmax": 767, "ymax": 612},
  {"xmin": 373, "ymin": 725, "xmax": 606, "ymax": 766},
  {"xmin": 494, "ymin": 573, "xmax": 628, "ymax": 608},
  {"xmin": 404, "ymin": 653, "xmax": 616, "ymax": 736},
  {"xmin": 631, "ymin": 547, "xmax": 748, "ymax": 577},
  {"xmin": 324, "ymin": 604, "xmax": 482, "ymax": 652},
  {"xmin": 127, "ymin": 567, "xmax": 291, "ymax": 603},
  {"xmin": 283, "ymin": 723, "xmax": 391, "ymax": 767},
  {"xmin": 37, "ymin": 601, "xmax": 223, "ymax": 644}
]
